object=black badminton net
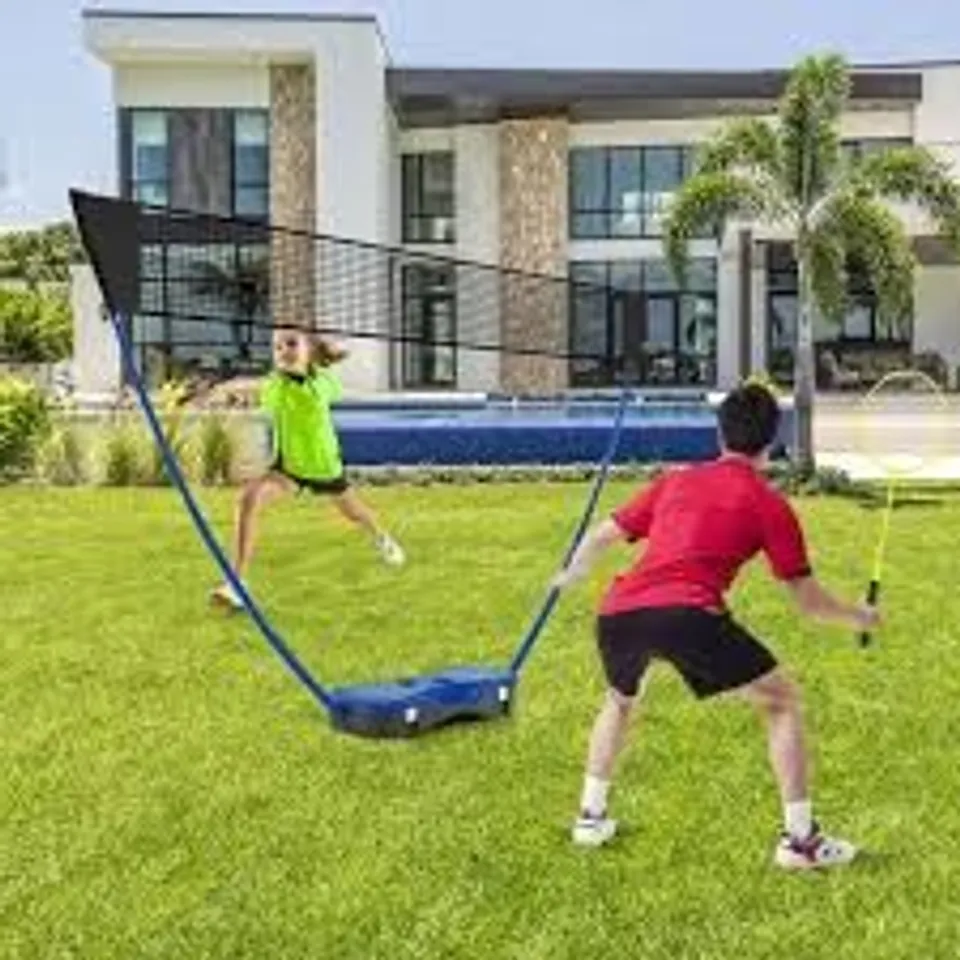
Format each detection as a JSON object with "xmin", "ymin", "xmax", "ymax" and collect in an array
[{"xmin": 69, "ymin": 189, "xmax": 681, "ymax": 392}]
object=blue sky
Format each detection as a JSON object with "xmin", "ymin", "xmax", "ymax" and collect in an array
[{"xmin": 2, "ymin": 0, "xmax": 960, "ymax": 228}]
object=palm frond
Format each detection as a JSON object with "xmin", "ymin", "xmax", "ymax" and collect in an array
[
  {"xmin": 664, "ymin": 171, "xmax": 781, "ymax": 286},
  {"xmin": 815, "ymin": 190, "xmax": 916, "ymax": 326},
  {"xmin": 696, "ymin": 118, "xmax": 782, "ymax": 180},
  {"xmin": 853, "ymin": 146, "xmax": 960, "ymax": 248},
  {"xmin": 803, "ymin": 228, "xmax": 847, "ymax": 325},
  {"xmin": 778, "ymin": 53, "xmax": 850, "ymax": 206}
]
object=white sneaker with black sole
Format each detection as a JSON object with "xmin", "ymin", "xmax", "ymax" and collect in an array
[
  {"xmin": 774, "ymin": 823, "xmax": 858, "ymax": 870},
  {"xmin": 375, "ymin": 534, "xmax": 406, "ymax": 567},
  {"xmin": 571, "ymin": 811, "xmax": 617, "ymax": 847}
]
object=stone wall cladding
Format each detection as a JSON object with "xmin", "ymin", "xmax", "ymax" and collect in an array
[
  {"xmin": 498, "ymin": 117, "xmax": 570, "ymax": 394},
  {"xmin": 269, "ymin": 64, "xmax": 317, "ymax": 329}
]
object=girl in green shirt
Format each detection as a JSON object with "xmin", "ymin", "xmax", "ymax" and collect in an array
[{"xmin": 211, "ymin": 328, "xmax": 405, "ymax": 610}]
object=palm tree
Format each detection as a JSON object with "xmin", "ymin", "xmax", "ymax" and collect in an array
[{"xmin": 663, "ymin": 53, "xmax": 960, "ymax": 474}]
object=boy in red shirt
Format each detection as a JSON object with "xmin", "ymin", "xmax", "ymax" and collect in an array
[{"xmin": 554, "ymin": 383, "xmax": 879, "ymax": 870}]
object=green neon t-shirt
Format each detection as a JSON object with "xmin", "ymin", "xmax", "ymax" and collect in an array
[{"xmin": 260, "ymin": 367, "xmax": 344, "ymax": 480}]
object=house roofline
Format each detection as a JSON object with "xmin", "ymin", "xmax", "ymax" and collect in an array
[
  {"xmin": 81, "ymin": 7, "xmax": 389, "ymax": 56},
  {"xmin": 82, "ymin": 8, "xmax": 379, "ymax": 24}
]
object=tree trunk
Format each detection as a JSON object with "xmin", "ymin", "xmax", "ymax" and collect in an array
[{"xmin": 793, "ymin": 257, "xmax": 816, "ymax": 476}]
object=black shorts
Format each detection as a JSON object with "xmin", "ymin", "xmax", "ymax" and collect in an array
[
  {"xmin": 597, "ymin": 606, "xmax": 778, "ymax": 699},
  {"xmin": 271, "ymin": 461, "xmax": 349, "ymax": 496}
]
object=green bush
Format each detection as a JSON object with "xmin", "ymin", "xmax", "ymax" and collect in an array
[
  {"xmin": 144, "ymin": 383, "xmax": 192, "ymax": 486},
  {"xmin": 37, "ymin": 422, "xmax": 86, "ymax": 485},
  {"xmin": 0, "ymin": 376, "xmax": 51, "ymax": 479},
  {"xmin": 0, "ymin": 287, "xmax": 72, "ymax": 363},
  {"xmin": 101, "ymin": 420, "xmax": 150, "ymax": 487},
  {"xmin": 197, "ymin": 414, "xmax": 236, "ymax": 486}
]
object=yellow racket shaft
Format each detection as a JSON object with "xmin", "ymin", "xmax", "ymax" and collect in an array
[{"xmin": 860, "ymin": 478, "xmax": 896, "ymax": 647}]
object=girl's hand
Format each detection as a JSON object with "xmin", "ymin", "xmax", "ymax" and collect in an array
[{"xmin": 314, "ymin": 338, "xmax": 349, "ymax": 366}]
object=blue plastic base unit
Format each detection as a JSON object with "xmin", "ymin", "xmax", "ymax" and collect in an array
[{"xmin": 327, "ymin": 666, "xmax": 516, "ymax": 739}]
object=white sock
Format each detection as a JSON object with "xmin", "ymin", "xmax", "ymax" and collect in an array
[
  {"xmin": 580, "ymin": 775, "xmax": 609, "ymax": 818},
  {"xmin": 784, "ymin": 800, "xmax": 813, "ymax": 839}
]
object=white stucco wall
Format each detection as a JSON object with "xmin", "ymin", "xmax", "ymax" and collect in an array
[
  {"xmin": 569, "ymin": 109, "xmax": 913, "ymax": 149},
  {"xmin": 715, "ymin": 231, "xmax": 741, "ymax": 388},
  {"xmin": 114, "ymin": 63, "xmax": 269, "ymax": 107},
  {"xmin": 311, "ymin": 24, "xmax": 392, "ymax": 393},
  {"xmin": 750, "ymin": 245, "xmax": 768, "ymax": 374},
  {"xmin": 71, "ymin": 264, "xmax": 121, "ymax": 399},
  {"xmin": 913, "ymin": 65, "xmax": 960, "ymax": 172},
  {"xmin": 914, "ymin": 266, "xmax": 960, "ymax": 381},
  {"xmin": 454, "ymin": 124, "xmax": 500, "ymax": 391}
]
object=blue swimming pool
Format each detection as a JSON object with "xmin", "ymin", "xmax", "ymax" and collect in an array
[{"xmin": 330, "ymin": 396, "xmax": 794, "ymax": 466}]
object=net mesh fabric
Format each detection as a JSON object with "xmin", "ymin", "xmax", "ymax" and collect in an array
[{"xmin": 75, "ymin": 192, "xmax": 647, "ymax": 394}]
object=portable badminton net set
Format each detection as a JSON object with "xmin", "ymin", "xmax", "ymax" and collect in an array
[{"xmin": 68, "ymin": 189, "xmax": 644, "ymax": 739}]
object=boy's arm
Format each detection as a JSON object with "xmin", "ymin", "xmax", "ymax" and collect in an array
[
  {"xmin": 761, "ymin": 493, "xmax": 880, "ymax": 632},
  {"xmin": 553, "ymin": 518, "xmax": 627, "ymax": 589},
  {"xmin": 553, "ymin": 473, "xmax": 668, "ymax": 590},
  {"xmin": 786, "ymin": 576, "xmax": 880, "ymax": 631}
]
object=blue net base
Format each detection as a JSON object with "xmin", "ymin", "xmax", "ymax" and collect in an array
[{"xmin": 328, "ymin": 666, "xmax": 515, "ymax": 738}]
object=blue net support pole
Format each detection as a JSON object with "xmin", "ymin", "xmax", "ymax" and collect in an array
[
  {"xmin": 508, "ymin": 387, "xmax": 631, "ymax": 677},
  {"xmin": 110, "ymin": 313, "xmax": 334, "ymax": 713}
]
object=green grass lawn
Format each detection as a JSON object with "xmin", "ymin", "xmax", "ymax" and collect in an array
[{"xmin": 3, "ymin": 482, "xmax": 959, "ymax": 959}]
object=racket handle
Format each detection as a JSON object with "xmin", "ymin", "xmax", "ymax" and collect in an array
[{"xmin": 859, "ymin": 579, "xmax": 880, "ymax": 647}]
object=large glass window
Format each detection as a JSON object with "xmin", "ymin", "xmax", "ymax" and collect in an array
[
  {"xmin": 569, "ymin": 146, "xmax": 698, "ymax": 239},
  {"xmin": 123, "ymin": 107, "xmax": 270, "ymax": 220},
  {"xmin": 401, "ymin": 263, "xmax": 457, "ymax": 386},
  {"xmin": 402, "ymin": 153, "xmax": 455, "ymax": 243},
  {"xmin": 130, "ymin": 111, "xmax": 169, "ymax": 207},
  {"xmin": 765, "ymin": 241, "xmax": 913, "ymax": 386},
  {"xmin": 841, "ymin": 137, "xmax": 913, "ymax": 164},
  {"xmin": 130, "ymin": 241, "xmax": 272, "ymax": 383},
  {"xmin": 232, "ymin": 110, "xmax": 270, "ymax": 220},
  {"xmin": 569, "ymin": 258, "xmax": 717, "ymax": 387}
]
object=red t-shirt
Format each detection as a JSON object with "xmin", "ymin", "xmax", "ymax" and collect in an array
[{"xmin": 599, "ymin": 457, "xmax": 812, "ymax": 616}]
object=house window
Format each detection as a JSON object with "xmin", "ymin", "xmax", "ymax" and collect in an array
[
  {"xmin": 765, "ymin": 242, "xmax": 913, "ymax": 386},
  {"xmin": 569, "ymin": 146, "xmax": 698, "ymax": 239},
  {"xmin": 841, "ymin": 137, "xmax": 913, "ymax": 164},
  {"xmin": 122, "ymin": 107, "xmax": 270, "ymax": 219},
  {"xmin": 568, "ymin": 258, "xmax": 717, "ymax": 387},
  {"xmin": 400, "ymin": 263, "xmax": 457, "ymax": 386},
  {"xmin": 232, "ymin": 110, "xmax": 270, "ymax": 220},
  {"xmin": 402, "ymin": 153, "xmax": 455, "ymax": 243},
  {"xmin": 129, "ymin": 111, "xmax": 169, "ymax": 207}
]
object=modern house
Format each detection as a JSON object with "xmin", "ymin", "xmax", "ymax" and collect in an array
[{"xmin": 74, "ymin": 8, "xmax": 960, "ymax": 398}]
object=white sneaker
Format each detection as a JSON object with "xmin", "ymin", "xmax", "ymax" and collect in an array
[
  {"xmin": 375, "ymin": 534, "xmax": 405, "ymax": 567},
  {"xmin": 572, "ymin": 812, "xmax": 618, "ymax": 847},
  {"xmin": 774, "ymin": 824, "xmax": 858, "ymax": 870},
  {"xmin": 210, "ymin": 582, "xmax": 244, "ymax": 611}
]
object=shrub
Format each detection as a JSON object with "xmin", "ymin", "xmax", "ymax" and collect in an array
[
  {"xmin": 37, "ymin": 422, "xmax": 86, "ymax": 485},
  {"xmin": 101, "ymin": 418, "xmax": 149, "ymax": 487},
  {"xmin": 0, "ymin": 376, "xmax": 51, "ymax": 479},
  {"xmin": 197, "ymin": 414, "xmax": 236, "ymax": 486},
  {"xmin": 146, "ymin": 381, "xmax": 192, "ymax": 486},
  {"xmin": 766, "ymin": 460, "xmax": 862, "ymax": 497},
  {"xmin": 0, "ymin": 287, "xmax": 72, "ymax": 363}
]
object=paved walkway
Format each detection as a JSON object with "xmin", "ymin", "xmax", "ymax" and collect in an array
[{"xmin": 815, "ymin": 395, "xmax": 960, "ymax": 480}]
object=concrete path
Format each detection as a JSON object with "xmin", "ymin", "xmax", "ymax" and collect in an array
[{"xmin": 814, "ymin": 394, "xmax": 960, "ymax": 480}]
